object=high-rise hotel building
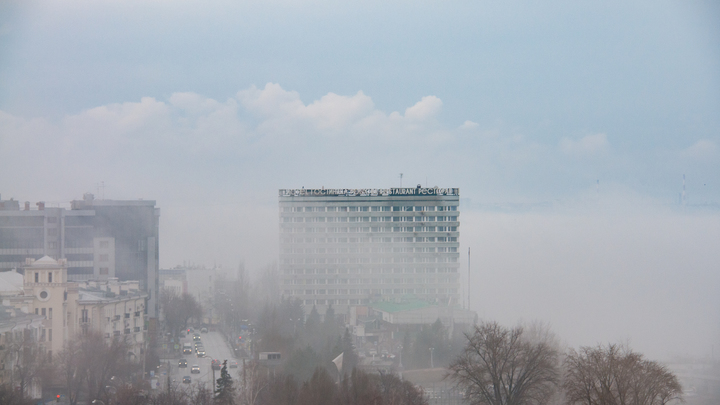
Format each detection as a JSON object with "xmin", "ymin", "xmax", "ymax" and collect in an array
[{"xmin": 279, "ymin": 187, "xmax": 460, "ymax": 314}]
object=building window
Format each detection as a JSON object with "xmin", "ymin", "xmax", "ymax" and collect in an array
[
  {"xmin": 47, "ymin": 217, "xmax": 58, "ymax": 223},
  {"xmin": 99, "ymin": 254, "xmax": 109, "ymax": 262},
  {"xmin": 100, "ymin": 240, "xmax": 109, "ymax": 248},
  {"xmin": 35, "ymin": 272, "xmax": 39, "ymax": 283},
  {"xmin": 48, "ymin": 272, "xmax": 52, "ymax": 283},
  {"xmin": 99, "ymin": 267, "xmax": 109, "ymax": 275},
  {"xmin": 48, "ymin": 242, "xmax": 57, "ymax": 249},
  {"xmin": 48, "ymin": 308, "xmax": 52, "ymax": 319},
  {"xmin": 42, "ymin": 308, "xmax": 46, "ymax": 316},
  {"xmin": 49, "ymin": 329, "xmax": 52, "ymax": 342}
]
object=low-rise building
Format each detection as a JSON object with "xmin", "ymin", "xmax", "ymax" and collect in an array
[
  {"xmin": 74, "ymin": 279, "xmax": 148, "ymax": 358},
  {"xmin": 0, "ymin": 256, "xmax": 148, "ymax": 397},
  {"xmin": 0, "ymin": 305, "xmax": 44, "ymax": 388}
]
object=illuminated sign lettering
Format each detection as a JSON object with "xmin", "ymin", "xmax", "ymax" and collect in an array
[{"xmin": 279, "ymin": 187, "xmax": 459, "ymax": 197}]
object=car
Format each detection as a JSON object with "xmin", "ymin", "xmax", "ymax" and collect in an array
[
  {"xmin": 197, "ymin": 349, "xmax": 206, "ymax": 357},
  {"xmin": 178, "ymin": 359, "xmax": 187, "ymax": 368},
  {"xmin": 201, "ymin": 327, "xmax": 208, "ymax": 333},
  {"xmin": 193, "ymin": 335, "xmax": 201, "ymax": 342},
  {"xmin": 211, "ymin": 359, "xmax": 222, "ymax": 370},
  {"xmin": 191, "ymin": 365, "xmax": 200, "ymax": 374},
  {"xmin": 182, "ymin": 376, "xmax": 191, "ymax": 384},
  {"xmin": 229, "ymin": 361, "xmax": 238, "ymax": 369}
]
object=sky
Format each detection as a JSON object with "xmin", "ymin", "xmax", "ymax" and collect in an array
[{"xmin": 1, "ymin": 0, "xmax": 719, "ymax": 360}]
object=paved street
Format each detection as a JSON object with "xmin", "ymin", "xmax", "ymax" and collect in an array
[{"xmin": 165, "ymin": 330, "xmax": 240, "ymax": 390}]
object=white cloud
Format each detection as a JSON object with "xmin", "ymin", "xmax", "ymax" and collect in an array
[
  {"xmin": 302, "ymin": 91, "xmax": 375, "ymax": 131},
  {"xmin": 681, "ymin": 139, "xmax": 717, "ymax": 160},
  {"xmin": 403, "ymin": 95, "xmax": 442, "ymax": 121},
  {"xmin": 560, "ymin": 133, "xmax": 609, "ymax": 156},
  {"xmin": 237, "ymin": 83, "xmax": 304, "ymax": 119},
  {"xmin": 459, "ymin": 120, "xmax": 479, "ymax": 130}
]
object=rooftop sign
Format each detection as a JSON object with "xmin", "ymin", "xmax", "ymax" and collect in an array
[{"xmin": 279, "ymin": 187, "xmax": 459, "ymax": 197}]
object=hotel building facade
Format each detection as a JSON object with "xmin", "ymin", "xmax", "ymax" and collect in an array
[{"xmin": 279, "ymin": 187, "xmax": 460, "ymax": 315}]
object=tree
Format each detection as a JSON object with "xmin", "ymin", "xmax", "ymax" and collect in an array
[
  {"xmin": 0, "ymin": 383, "xmax": 34, "ymax": 405},
  {"xmin": 284, "ymin": 345, "xmax": 322, "ymax": 383},
  {"xmin": 448, "ymin": 321, "xmax": 560, "ymax": 405},
  {"xmin": 160, "ymin": 289, "xmax": 202, "ymax": 336},
  {"xmin": 563, "ymin": 344, "xmax": 682, "ymax": 405},
  {"xmin": 237, "ymin": 360, "xmax": 269, "ymax": 405},
  {"xmin": 375, "ymin": 371, "xmax": 428, "ymax": 405},
  {"xmin": 215, "ymin": 360, "xmax": 235, "ymax": 405},
  {"xmin": 297, "ymin": 367, "xmax": 338, "ymax": 405},
  {"xmin": 56, "ymin": 338, "xmax": 84, "ymax": 405},
  {"xmin": 55, "ymin": 332, "xmax": 135, "ymax": 405},
  {"xmin": 1, "ymin": 328, "xmax": 54, "ymax": 402},
  {"xmin": 330, "ymin": 328, "xmax": 358, "ymax": 377},
  {"xmin": 255, "ymin": 374, "xmax": 298, "ymax": 405}
]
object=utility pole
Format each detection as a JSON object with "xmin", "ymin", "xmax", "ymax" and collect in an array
[{"xmin": 429, "ymin": 347, "xmax": 435, "ymax": 368}]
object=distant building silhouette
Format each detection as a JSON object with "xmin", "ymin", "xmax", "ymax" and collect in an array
[
  {"xmin": 0, "ymin": 193, "xmax": 159, "ymax": 317},
  {"xmin": 278, "ymin": 186, "xmax": 460, "ymax": 317}
]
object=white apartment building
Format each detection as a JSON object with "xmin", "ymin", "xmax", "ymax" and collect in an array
[{"xmin": 279, "ymin": 187, "xmax": 460, "ymax": 315}]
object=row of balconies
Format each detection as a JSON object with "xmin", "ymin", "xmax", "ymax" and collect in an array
[{"xmin": 106, "ymin": 326, "xmax": 145, "ymax": 339}]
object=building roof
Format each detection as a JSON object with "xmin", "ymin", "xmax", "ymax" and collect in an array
[
  {"xmin": 28, "ymin": 255, "xmax": 59, "ymax": 267},
  {"xmin": 0, "ymin": 269, "xmax": 24, "ymax": 293},
  {"xmin": 78, "ymin": 287, "xmax": 147, "ymax": 304}
]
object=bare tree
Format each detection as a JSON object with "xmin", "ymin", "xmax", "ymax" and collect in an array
[
  {"xmin": 448, "ymin": 321, "xmax": 560, "ymax": 405},
  {"xmin": 0, "ymin": 382, "xmax": 34, "ymax": 405},
  {"xmin": 56, "ymin": 332, "xmax": 135, "ymax": 405},
  {"xmin": 56, "ymin": 338, "xmax": 85, "ymax": 405},
  {"xmin": 563, "ymin": 344, "xmax": 682, "ymax": 405},
  {"xmin": 237, "ymin": 360, "xmax": 269, "ymax": 405},
  {"xmin": 161, "ymin": 289, "xmax": 203, "ymax": 336},
  {"xmin": 8, "ymin": 330, "xmax": 49, "ymax": 402}
]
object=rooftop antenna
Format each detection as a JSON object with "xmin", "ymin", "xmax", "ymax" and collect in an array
[
  {"xmin": 399, "ymin": 173, "xmax": 403, "ymax": 188},
  {"xmin": 682, "ymin": 174, "xmax": 686, "ymax": 205},
  {"xmin": 96, "ymin": 181, "xmax": 105, "ymax": 200}
]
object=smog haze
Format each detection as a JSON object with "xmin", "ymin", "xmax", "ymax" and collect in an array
[{"xmin": 1, "ymin": 0, "xmax": 719, "ymax": 362}]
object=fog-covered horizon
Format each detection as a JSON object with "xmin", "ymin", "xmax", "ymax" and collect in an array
[{"xmin": 2, "ymin": 0, "xmax": 718, "ymax": 365}]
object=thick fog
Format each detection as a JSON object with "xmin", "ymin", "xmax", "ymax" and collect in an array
[{"xmin": 1, "ymin": 0, "xmax": 719, "ymax": 364}]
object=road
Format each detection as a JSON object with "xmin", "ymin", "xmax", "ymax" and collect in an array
[{"xmin": 165, "ymin": 330, "xmax": 240, "ymax": 390}]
